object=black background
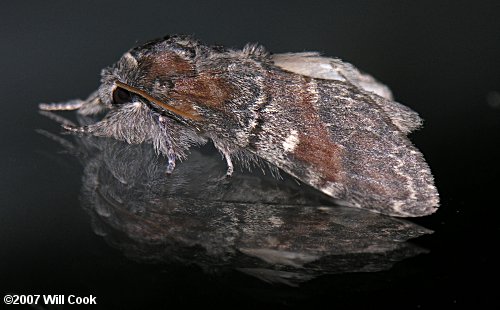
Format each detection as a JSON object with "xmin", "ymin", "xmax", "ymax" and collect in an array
[{"xmin": 1, "ymin": 0, "xmax": 499, "ymax": 308}]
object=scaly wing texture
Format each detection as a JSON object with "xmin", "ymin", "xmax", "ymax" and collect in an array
[
  {"xmin": 272, "ymin": 53, "xmax": 422, "ymax": 134},
  {"xmin": 272, "ymin": 52, "xmax": 394, "ymax": 99},
  {"xmin": 249, "ymin": 68, "xmax": 438, "ymax": 217}
]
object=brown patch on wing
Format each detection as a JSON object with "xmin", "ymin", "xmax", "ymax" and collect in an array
[
  {"xmin": 294, "ymin": 133, "xmax": 342, "ymax": 184},
  {"xmin": 287, "ymin": 77, "xmax": 343, "ymax": 184},
  {"xmin": 136, "ymin": 51, "xmax": 235, "ymax": 117},
  {"xmin": 171, "ymin": 71, "xmax": 237, "ymax": 110},
  {"xmin": 141, "ymin": 51, "xmax": 195, "ymax": 80}
]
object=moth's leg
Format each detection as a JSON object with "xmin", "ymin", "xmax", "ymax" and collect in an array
[
  {"xmin": 62, "ymin": 124, "xmax": 90, "ymax": 133},
  {"xmin": 221, "ymin": 149, "xmax": 234, "ymax": 177},
  {"xmin": 212, "ymin": 139, "xmax": 235, "ymax": 177},
  {"xmin": 166, "ymin": 148, "xmax": 176, "ymax": 174},
  {"xmin": 158, "ymin": 116, "xmax": 177, "ymax": 174},
  {"xmin": 60, "ymin": 116, "xmax": 118, "ymax": 136}
]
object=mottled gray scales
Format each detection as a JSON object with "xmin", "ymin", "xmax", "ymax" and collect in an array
[
  {"xmin": 272, "ymin": 53, "xmax": 422, "ymax": 134},
  {"xmin": 312, "ymin": 81, "xmax": 437, "ymax": 216},
  {"xmin": 272, "ymin": 53, "xmax": 394, "ymax": 100},
  {"xmin": 39, "ymin": 35, "xmax": 439, "ymax": 217}
]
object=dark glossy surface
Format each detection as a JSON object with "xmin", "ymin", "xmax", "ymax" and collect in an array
[{"xmin": 1, "ymin": 1, "xmax": 499, "ymax": 308}]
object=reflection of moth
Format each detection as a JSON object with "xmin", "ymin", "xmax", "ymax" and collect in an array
[
  {"xmin": 40, "ymin": 35, "xmax": 438, "ymax": 217},
  {"xmin": 37, "ymin": 134, "xmax": 430, "ymax": 285}
]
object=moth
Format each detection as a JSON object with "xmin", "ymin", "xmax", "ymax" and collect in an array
[{"xmin": 40, "ymin": 35, "xmax": 439, "ymax": 217}]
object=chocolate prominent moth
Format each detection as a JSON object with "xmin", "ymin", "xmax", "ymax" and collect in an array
[{"xmin": 40, "ymin": 35, "xmax": 439, "ymax": 217}]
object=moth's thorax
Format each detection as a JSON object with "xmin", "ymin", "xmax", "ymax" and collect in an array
[{"xmin": 131, "ymin": 49, "xmax": 268, "ymax": 140}]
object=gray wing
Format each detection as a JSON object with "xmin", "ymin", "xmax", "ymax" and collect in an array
[
  {"xmin": 314, "ymin": 81, "xmax": 439, "ymax": 217},
  {"xmin": 272, "ymin": 53, "xmax": 422, "ymax": 134},
  {"xmin": 272, "ymin": 52, "xmax": 394, "ymax": 99},
  {"xmin": 247, "ymin": 64, "xmax": 438, "ymax": 217}
]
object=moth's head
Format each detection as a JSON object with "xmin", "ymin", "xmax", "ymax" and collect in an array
[{"xmin": 92, "ymin": 35, "xmax": 206, "ymax": 122}]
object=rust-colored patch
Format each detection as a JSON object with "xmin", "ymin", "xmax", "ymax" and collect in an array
[
  {"xmin": 136, "ymin": 51, "xmax": 235, "ymax": 118},
  {"xmin": 294, "ymin": 133, "xmax": 342, "ymax": 184},
  {"xmin": 171, "ymin": 71, "xmax": 237, "ymax": 110},
  {"xmin": 141, "ymin": 51, "xmax": 195, "ymax": 80},
  {"xmin": 115, "ymin": 81, "xmax": 202, "ymax": 121},
  {"xmin": 288, "ymin": 77, "xmax": 342, "ymax": 184}
]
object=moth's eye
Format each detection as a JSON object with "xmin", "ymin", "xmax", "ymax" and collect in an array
[{"xmin": 112, "ymin": 87, "xmax": 132, "ymax": 105}]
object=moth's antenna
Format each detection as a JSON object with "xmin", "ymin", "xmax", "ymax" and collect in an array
[
  {"xmin": 39, "ymin": 100, "xmax": 84, "ymax": 111},
  {"xmin": 115, "ymin": 81, "xmax": 202, "ymax": 121}
]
